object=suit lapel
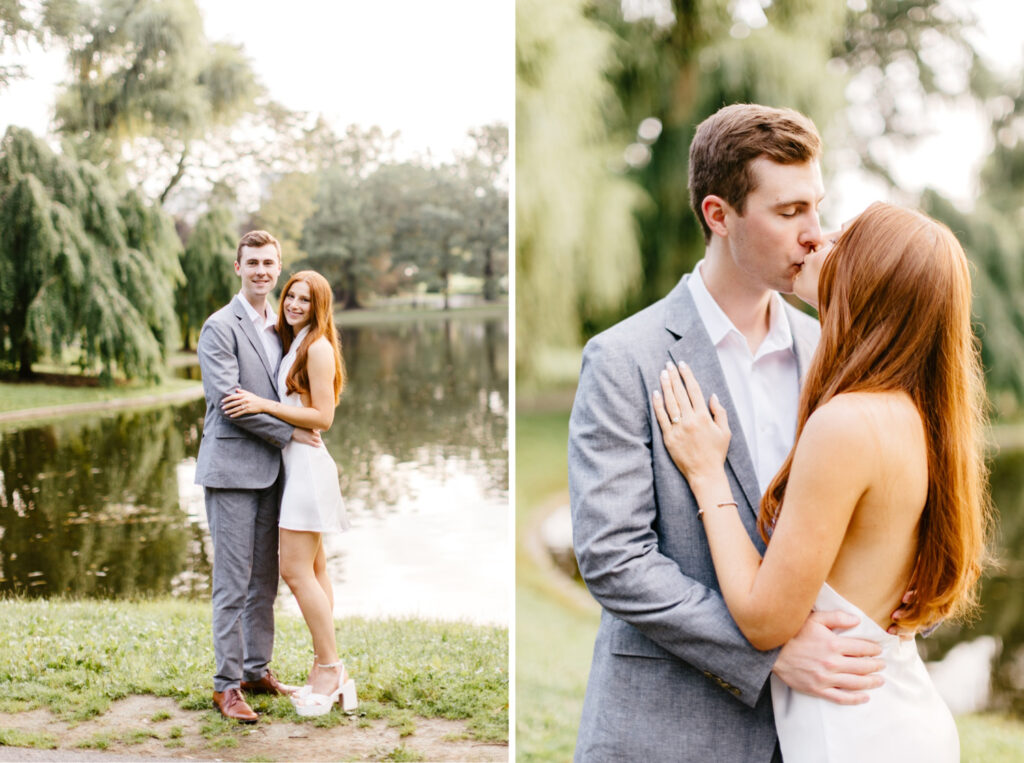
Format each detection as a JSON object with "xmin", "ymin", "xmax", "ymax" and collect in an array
[
  {"xmin": 232, "ymin": 296, "xmax": 276, "ymax": 383},
  {"xmin": 664, "ymin": 280, "xmax": 763, "ymax": 519}
]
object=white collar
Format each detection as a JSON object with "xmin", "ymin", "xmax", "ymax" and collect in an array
[
  {"xmin": 237, "ymin": 290, "xmax": 276, "ymax": 327},
  {"xmin": 687, "ymin": 261, "xmax": 794, "ymax": 358}
]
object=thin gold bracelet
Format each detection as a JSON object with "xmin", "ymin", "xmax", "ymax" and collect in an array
[{"xmin": 698, "ymin": 501, "xmax": 738, "ymax": 520}]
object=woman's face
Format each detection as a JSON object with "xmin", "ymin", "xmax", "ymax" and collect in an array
[
  {"xmin": 282, "ymin": 280, "xmax": 313, "ymax": 329},
  {"xmin": 793, "ymin": 215, "xmax": 856, "ymax": 308}
]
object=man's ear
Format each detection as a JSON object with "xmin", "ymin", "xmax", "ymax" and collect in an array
[{"xmin": 701, "ymin": 195, "xmax": 731, "ymax": 238}]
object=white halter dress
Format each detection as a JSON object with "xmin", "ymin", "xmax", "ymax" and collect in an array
[
  {"xmin": 770, "ymin": 582, "xmax": 958, "ymax": 762},
  {"xmin": 277, "ymin": 325, "xmax": 350, "ymax": 533}
]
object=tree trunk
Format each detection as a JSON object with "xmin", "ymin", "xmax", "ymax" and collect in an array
[
  {"xmin": 342, "ymin": 263, "xmax": 361, "ymax": 310},
  {"xmin": 483, "ymin": 247, "xmax": 496, "ymax": 301},
  {"xmin": 17, "ymin": 336, "xmax": 34, "ymax": 379},
  {"xmin": 443, "ymin": 268, "xmax": 450, "ymax": 311}
]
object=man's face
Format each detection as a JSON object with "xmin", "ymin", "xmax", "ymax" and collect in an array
[
  {"xmin": 235, "ymin": 243, "xmax": 282, "ymax": 303},
  {"xmin": 724, "ymin": 157, "xmax": 825, "ymax": 294}
]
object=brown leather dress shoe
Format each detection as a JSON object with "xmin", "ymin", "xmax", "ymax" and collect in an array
[
  {"xmin": 240, "ymin": 668, "xmax": 299, "ymax": 696},
  {"xmin": 213, "ymin": 688, "xmax": 258, "ymax": 723}
]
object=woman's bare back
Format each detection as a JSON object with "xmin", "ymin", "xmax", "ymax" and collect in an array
[{"xmin": 822, "ymin": 390, "xmax": 928, "ymax": 628}]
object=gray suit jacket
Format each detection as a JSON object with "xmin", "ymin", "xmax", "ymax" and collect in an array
[
  {"xmin": 570, "ymin": 275, "xmax": 819, "ymax": 762},
  {"xmin": 194, "ymin": 295, "xmax": 294, "ymax": 489}
]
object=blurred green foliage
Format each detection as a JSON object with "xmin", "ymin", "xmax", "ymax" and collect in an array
[{"xmin": 517, "ymin": 0, "xmax": 1024, "ymax": 413}]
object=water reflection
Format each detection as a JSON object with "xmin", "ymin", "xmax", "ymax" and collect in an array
[
  {"xmin": 0, "ymin": 404, "xmax": 200, "ymax": 597},
  {"xmin": 0, "ymin": 317, "xmax": 508, "ymax": 625}
]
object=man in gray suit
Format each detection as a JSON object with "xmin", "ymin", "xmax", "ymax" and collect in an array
[
  {"xmin": 195, "ymin": 230, "xmax": 320, "ymax": 722},
  {"xmin": 570, "ymin": 105, "xmax": 886, "ymax": 761}
]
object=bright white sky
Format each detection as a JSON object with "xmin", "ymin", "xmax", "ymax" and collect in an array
[{"xmin": 0, "ymin": 0, "xmax": 512, "ymax": 160}]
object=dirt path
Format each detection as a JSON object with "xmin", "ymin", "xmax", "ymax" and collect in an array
[{"xmin": 0, "ymin": 696, "xmax": 507, "ymax": 762}]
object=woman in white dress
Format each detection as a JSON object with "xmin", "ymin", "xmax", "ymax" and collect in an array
[
  {"xmin": 221, "ymin": 269, "xmax": 355, "ymax": 717},
  {"xmin": 652, "ymin": 203, "xmax": 989, "ymax": 761}
]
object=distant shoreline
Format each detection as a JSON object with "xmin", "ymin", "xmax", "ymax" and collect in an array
[{"xmin": 0, "ymin": 305, "xmax": 508, "ymax": 426}]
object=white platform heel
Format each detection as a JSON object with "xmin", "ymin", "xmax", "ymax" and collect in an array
[{"xmin": 290, "ymin": 660, "xmax": 357, "ymax": 717}]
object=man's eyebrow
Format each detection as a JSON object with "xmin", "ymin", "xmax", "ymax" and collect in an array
[{"xmin": 772, "ymin": 193, "xmax": 826, "ymax": 208}]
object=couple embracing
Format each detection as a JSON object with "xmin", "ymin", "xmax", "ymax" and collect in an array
[
  {"xmin": 570, "ymin": 104, "xmax": 988, "ymax": 761},
  {"xmin": 194, "ymin": 230, "xmax": 356, "ymax": 722}
]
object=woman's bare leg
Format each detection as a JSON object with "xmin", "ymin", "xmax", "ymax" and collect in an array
[{"xmin": 280, "ymin": 529, "xmax": 341, "ymax": 696}]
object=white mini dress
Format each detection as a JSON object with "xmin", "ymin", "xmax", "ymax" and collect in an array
[
  {"xmin": 771, "ymin": 582, "xmax": 958, "ymax": 762},
  {"xmin": 277, "ymin": 326, "xmax": 350, "ymax": 533}
]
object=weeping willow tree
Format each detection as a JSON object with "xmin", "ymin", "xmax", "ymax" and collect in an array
[
  {"xmin": 52, "ymin": 0, "xmax": 260, "ymax": 203},
  {"xmin": 516, "ymin": 0, "xmax": 646, "ymax": 386},
  {"xmin": 0, "ymin": 126, "xmax": 182, "ymax": 381},
  {"xmin": 176, "ymin": 205, "xmax": 237, "ymax": 350}
]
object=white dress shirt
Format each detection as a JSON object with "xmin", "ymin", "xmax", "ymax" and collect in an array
[
  {"xmin": 687, "ymin": 262, "xmax": 800, "ymax": 493},
  {"xmin": 237, "ymin": 291, "xmax": 282, "ymax": 372}
]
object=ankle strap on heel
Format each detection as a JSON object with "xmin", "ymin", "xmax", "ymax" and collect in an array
[{"xmin": 317, "ymin": 660, "xmax": 344, "ymax": 669}]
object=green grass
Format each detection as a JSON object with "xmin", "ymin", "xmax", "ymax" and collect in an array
[
  {"xmin": 0, "ymin": 598, "xmax": 508, "ymax": 743},
  {"xmin": 378, "ymin": 743, "xmax": 426, "ymax": 761},
  {"xmin": 74, "ymin": 732, "xmax": 114, "ymax": 749},
  {"xmin": 0, "ymin": 377, "xmax": 201, "ymax": 414},
  {"xmin": 0, "ymin": 728, "xmax": 58, "ymax": 749},
  {"xmin": 516, "ymin": 409, "xmax": 600, "ymax": 762},
  {"xmin": 958, "ymin": 713, "xmax": 1024, "ymax": 761},
  {"xmin": 514, "ymin": 408, "xmax": 1024, "ymax": 761}
]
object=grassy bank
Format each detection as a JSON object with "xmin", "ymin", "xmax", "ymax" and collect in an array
[
  {"xmin": 334, "ymin": 302, "xmax": 508, "ymax": 327},
  {"xmin": 0, "ymin": 377, "xmax": 201, "ymax": 415},
  {"xmin": 516, "ymin": 409, "xmax": 599, "ymax": 762},
  {"xmin": 515, "ymin": 406, "xmax": 1024, "ymax": 762},
  {"xmin": 0, "ymin": 598, "xmax": 508, "ymax": 745}
]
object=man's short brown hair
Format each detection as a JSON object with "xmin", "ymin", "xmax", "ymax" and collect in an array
[
  {"xmin": 236, "ymin": 230, "xmax": 281, "ymax": 263},
  {"xmin": 688, "ymin": 104, "xmax": 822, "ymax": 242}
]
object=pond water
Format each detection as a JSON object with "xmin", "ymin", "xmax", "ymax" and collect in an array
[{"xmin": 0, "ymin": 316, "xmax": 509, "ymax": 626}]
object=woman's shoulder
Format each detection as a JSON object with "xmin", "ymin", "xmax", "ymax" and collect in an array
[
  {"xmin": 306, "ymin": 335, "xmax": 334, "ymax": 355},
  {"xmin": 805, "ymin": 391, "xmax": 919, "ymax": 447}
]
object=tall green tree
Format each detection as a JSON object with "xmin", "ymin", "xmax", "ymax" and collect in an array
[
  {"xmin": 52, "ymin": 0, "xmax": 260, "ymax": 203},
  {"xmin": 176, "ymin": 205, "xmax": 237, "ymax": 350},
  {"xmin": 394, "ymin": 167, "xmax": 468, "ymax": 311},
  {"xmin": 460, "ymin": 124, "xmax": 509, "ymax": 302},
  {"xmin": 0, "ymin": 126, "xmax": 182, "ymax": 380},
  {"xmin": 300, "ymin": 167, "xmax": 392, "ymax": 310},
  {"xmin": 248, "ymin": 172, "xmax": 318, "ymax": 267},
  {"xmin": 516, "ymin": 0, "xmax": 646, "ymax": 384}
]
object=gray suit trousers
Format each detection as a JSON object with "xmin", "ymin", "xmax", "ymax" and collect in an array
[{"xmin": 205, "ymin": 482, "xmax": 282, "ymax": 692}]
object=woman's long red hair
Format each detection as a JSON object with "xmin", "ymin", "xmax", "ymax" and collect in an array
[
  {"xmin": 276, "ymin": 270, "xmax": 346, "ymax": 404},
  {"xmin": 759, "ymin": 202, "xmax": 990, "ymax": 631}
]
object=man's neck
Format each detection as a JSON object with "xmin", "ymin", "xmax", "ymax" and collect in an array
[
  {"xmin": 699, "ymin": 254, "xmax": 772, "ymax": 353},
  {"xmin": 242, "ymin": 291, "xmax": 268, "ymax": 320}
]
